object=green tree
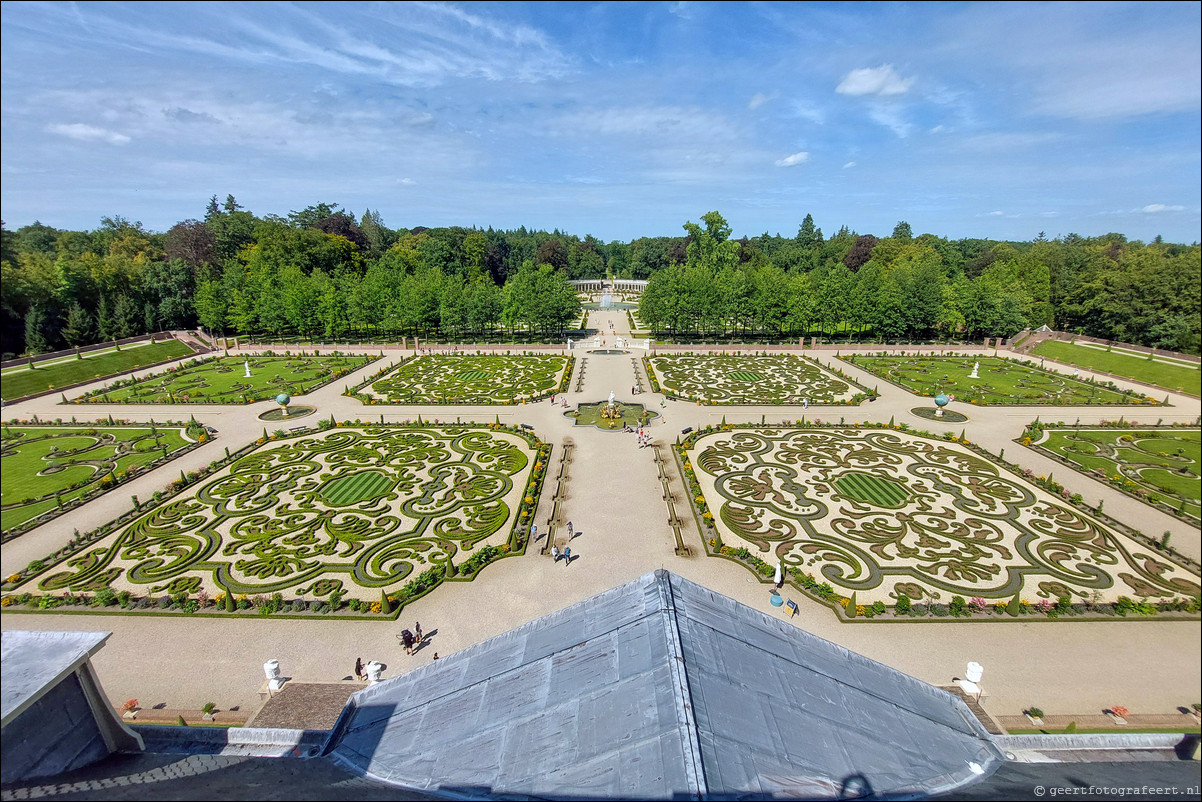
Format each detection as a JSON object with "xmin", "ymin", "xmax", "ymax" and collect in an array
[
  {"xmin": 62, "ymin": 303, "xmax": 95, "ymax": 346},
  {"xmin": 23, "ymin": 304, "xmax": 51, "ymax": 354},
  {"xmin": 193, "ymin": 279, "xmax": 229, "ymax": 336},
  {"xmin": 110, "ymin": 294, "xmax": 139, "ymax": 339}
]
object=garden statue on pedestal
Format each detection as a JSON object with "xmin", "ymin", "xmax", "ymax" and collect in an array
[
  {"xmin": 277, "ymin": 392, "xmax": 291, "ymax": 416},
  {"xmin": 969, "ymin": 362, "xmax": 979, "ymax": 379},
  {"xmin": 934, "ymin": 393, "xmax": 950, "ymax": 417}
]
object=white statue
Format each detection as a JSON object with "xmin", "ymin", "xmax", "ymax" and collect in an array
[
  {"xmin": 608, "ymin": 390, "xmax": 616, "ymax": 407},
  {"xmin": 244, "ymin": 360, "xmax": 252, "ymax": 378},
  {"xmin": 969, "ymin": 361, "xmax": 979, "ymax": 379}
]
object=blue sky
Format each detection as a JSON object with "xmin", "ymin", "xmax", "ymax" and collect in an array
[{"xmin": 2, "ymin": 1, "xmax": 1199, "ymax": 243}]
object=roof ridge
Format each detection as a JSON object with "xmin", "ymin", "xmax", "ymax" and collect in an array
[{"xmin": 654, "ymin": 569, "xmax": 706, "ymax": 800}]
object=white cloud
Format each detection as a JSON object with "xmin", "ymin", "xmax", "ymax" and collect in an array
[
  {"xmin": 868, "ymin": 105, "xmax": 913, "ymax": 138},
  {"xmin": 941, "ymin": 4, "xmax": 1200, "ymax": 120},
  {"xmin": 667, "ymin": 2, "xmax": 693, "ymax": 19},
  {"xmin": 836, "ymin": 64, "xmax": 914, "ymax": 96},
  {"xmin": 789, "ymin": 103, "xmax": 825, "ymax": 125},
  {"xmin": 987, "ymin": 210, "xmax": 1004, "ymax": 216},
  {"xmin": 748, "ymin": 92, "xmax": 771, "ymax": 110},
  {"xmin": 1139, "ymin": 204, "xmax": 1185, "ymax": 213},
  {"xmin": 554, "ymin": 106, "xmax": 740, "ymax": 141},
  {"xmin": 774, "ymin": 151, "xmax": 810, "ymax": 167},
  {"xmin": 46, "ymin": 123, "xmax": 130, "ymax": 144},
  {"xmin": 398, "ymin": 177, "xmax": 416, "ymax": 185},
  {"xmin": 843, "ymin": 161, "xmax": 856, "ymax": 168},
  {"xmin": 929, "ymin": 124, "xmax": 944, "ymax": 133}
]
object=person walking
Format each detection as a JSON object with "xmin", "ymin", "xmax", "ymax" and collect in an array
[
  {"xmin": 567, "ymin": 521, "xmax": 573, "ymax": 539},
  {"xmin": 531, "ymin": 522, "xmax": 538, "ymax": 541},
  {"xmin": 401, "ymin": 629, "xmax": 415, "ymax": 655},
  {"xmin": 563, "ymin": 545, "xmax": 571, "ymax": 565},
  {"xmin": 354, "ymin": 657, "xmax": 365, "ymax": 681},
  {"xmin": 551, "ymin": 544, "xmax": 560, "ymax": 561},
  {"xmin": 414, "ymin": 621, "xmax": 423, "ymax": 645}
]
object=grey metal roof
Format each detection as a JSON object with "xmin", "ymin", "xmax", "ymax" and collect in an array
[
  {"xmin": 2, "ymin": 630, "xmax": 110, "ymax": 725},
  {"xmin": 327, "ymin": 570, "xmax": 1003, "ymax": 799}
]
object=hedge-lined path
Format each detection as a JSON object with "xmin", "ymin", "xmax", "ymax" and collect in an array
[{"xmin": 2, "ymin": 341, "xmax": 1199, "ymax": 728}]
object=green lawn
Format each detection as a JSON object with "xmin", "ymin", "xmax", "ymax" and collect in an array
[
  {"xmin": 1, "ymin": 425, "xmax": 193, "ymax": 535},
  {"xmin": 1032, "ymin": 340, "xmax": 1201, "ymax": 396},
  {"xmin": 843, "ymin": 355, "xmax": 1159, "ymax": 406},
  {"xmin": 1034, "ymin": 428, "xmax": 1200, "ymax": 522},
  {"xmin": 0, "ymin": 341, "xmax": 195, "ymax": 402},
  {"xmin": 75, "ymin": 354, "xmax": 375, "ymax": 404}
]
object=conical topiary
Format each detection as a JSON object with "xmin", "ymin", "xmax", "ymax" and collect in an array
[
  {"xmin": 1007, "ymin": 594, "xmax": 1021, "ymax": 617},
  {"xmin": 379, "ymin": 590, "xmax": 393, "ymax": 615}
]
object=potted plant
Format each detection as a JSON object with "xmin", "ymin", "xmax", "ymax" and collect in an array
[
  {"xmin": 1024, "ymin": 707, "xmax": 1045, "ymax": 727},
  {"xmin": 121, "ymin": 699, "xmax": 139, "ymax": 719},
  {"xmin": 1107, "ymin": 705, "xmax": 1130, "ymax": 725}
]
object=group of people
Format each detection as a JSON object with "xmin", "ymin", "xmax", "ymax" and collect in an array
[
  {"xmin": 636, "ymin": 427, "xmax": 652, "ymax": 448},
  {"xmin": 549, "ymin": 519, "xmax": 575, "ymax": 565},
  {"xmin": 354, "ymin": 621, "xmax": 437, "ymax": 681},
  {"xmin": 400, "ymin": 620, "xmax": 424, "ymax": 655}
]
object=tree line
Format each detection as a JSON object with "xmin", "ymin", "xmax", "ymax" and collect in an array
[{"xmin": 1, "ymin": 198, "xmax": 1198, "ymax": 356}]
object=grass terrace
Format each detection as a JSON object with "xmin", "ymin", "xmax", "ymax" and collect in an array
[
  {"xmin": 1, "ymin": 340, "xmax": 195, "ymax": 402},
  {"xmin": 1031, "ymin": 340, "xmax": 1201, "ymax": 396}
]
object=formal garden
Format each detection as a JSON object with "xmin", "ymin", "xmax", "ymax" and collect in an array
[
  {"xmin": 1, "ymin": 424, "xmax": 550, "ymax": 617},
  {"xmin": 842, "ymin": 354, "xmax": 1162, "ymax": 406},
  {"xmin": 678, "ymin": 425, "xmax": 1201, "ymax": 620},
  {"xmin": 645, "ymin": 353, "xmax": 870, "ymax": 404},
  {"xmin": 1021, "ymin": 422, "xmax": 1200, "ymax": 524},
  {"xmin": 0, "ymin": 339, "xmax": 196, "ymax": 402},
  {"xmin": 351, "ymin": 353, "xmax": 572, "ymax": 405},
  {"xmin": 1, "ymin": 421, "xmax": 202, "ymax": 540},
  {"xmin": 72, "ymin": 353, "xmax": 376, "ymax": 405}
]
